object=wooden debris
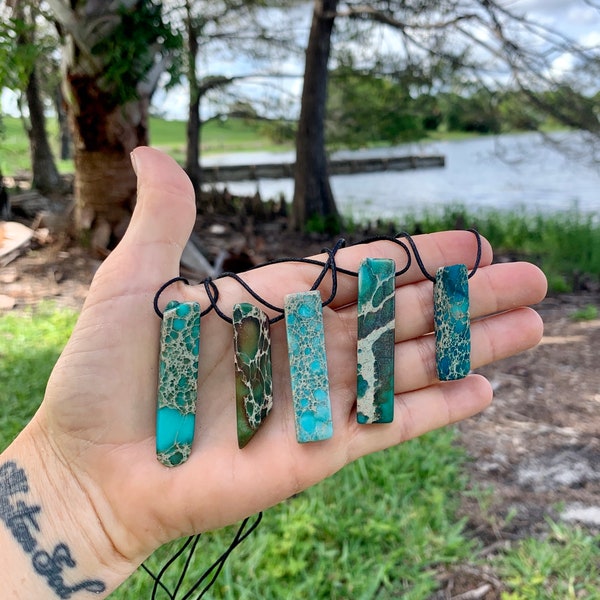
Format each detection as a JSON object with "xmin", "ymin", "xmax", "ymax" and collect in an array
[{"xmin": 0, "ymin": 221, "xmax": 34, "ymax": 267}]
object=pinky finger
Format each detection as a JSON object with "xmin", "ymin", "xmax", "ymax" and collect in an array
[{"xmin": 347, "ymin": 374, "xmax": 493, "ymax": 462}]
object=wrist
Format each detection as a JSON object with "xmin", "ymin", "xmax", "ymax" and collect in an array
[{"xmin": 0, "ymin": 421, "xmax": 139, "ymax": 599}]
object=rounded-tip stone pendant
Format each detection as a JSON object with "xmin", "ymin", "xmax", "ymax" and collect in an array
[{"xmin": 156, "ymin": 301, "xmax": 200, "ymax": 467}]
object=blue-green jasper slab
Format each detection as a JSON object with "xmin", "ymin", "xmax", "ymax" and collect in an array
[
  {"xmin": 434, "ymin": 264, "xmax": 471, "ymax": 381},
  {"xmin": 156, "ymin": 300, "xmax": 200, "ymax": 467},
  {"xmin": 284, "ymin": 290, "xmax": 333, "ymax": 443},
  {"xmin": 233, "ymin": 303, "xmax": 273, "ymax": 449},
  {"xmin": 357, "ymin": 257, "xmax": 396, "ymax": 424}
]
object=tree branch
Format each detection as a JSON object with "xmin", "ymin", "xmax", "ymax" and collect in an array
[{"xmin": 336, "ymin": 5, "xmax": 480, "ymax": 32}]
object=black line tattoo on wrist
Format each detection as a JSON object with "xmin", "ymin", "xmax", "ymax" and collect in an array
[{"xmin": 0, "ymin": 461, "xmax": 106, "ymax": 598}]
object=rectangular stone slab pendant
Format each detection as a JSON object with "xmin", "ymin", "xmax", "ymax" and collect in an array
[
  {"xmin": 284, "ymin": 290, "xmax": 333, "ymax": 443},
  {"xmin": 156, "ymin": 300, "xmax": 200, "ymax": 467},
  {"xmin": 356, "ymin": 257, "xmax": 396, "ymax": 424},
  {"xmin": 233, "ymin": 303, "xmax": 273, "ymax": 449},
  {"xmin": 434, "ymin": 264, "xmax": 471, "ymax": 381}
]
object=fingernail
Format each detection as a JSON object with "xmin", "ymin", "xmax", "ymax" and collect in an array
[{"xmin": 130, "ymin": 150, "xmax": 139, "ymax": 175}]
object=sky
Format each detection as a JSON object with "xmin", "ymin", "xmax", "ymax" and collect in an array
[
  {"xmin": 152, "ymin": 0, "xmax": 600, "ymax": 120},
  {"xmin": 516, "ymin": 0, "xmax": 600, "ymax": 43},
  {"xmin": 3, "ymin": 0, "xmax": 600, "ymax": 120}
]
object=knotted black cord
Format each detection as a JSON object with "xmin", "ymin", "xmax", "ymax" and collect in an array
[
  {"xmin": 153, "ymin": 276, "xmax": 190, "ymax": 319},
  {"xmin": 173, "ymin": 535, "xmax": 201, "ymax": 598},
  {"xmin": 142, "ymin": 513, "xmax": 263, "ymax": 600},
  {"xmin": 143, "ymin": 535, "xmax": 196, "ymax": 599},
  {"xmin": 149, "ymin": 231, "xmax": 481, "ymax": 598},
  {"xmin": 181, "ymin": 512, "xmax": 264, "ymax": 600},
  {"xmin": 399, "ymin": 229, "xmax": 482, "ymax": 282},
  {"xmin": 153, "ymin": 235, "xmax": 419, "ymax": 323}
]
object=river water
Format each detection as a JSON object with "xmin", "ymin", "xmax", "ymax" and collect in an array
[{"xmin": 202, "ymin": 131, "xmax": 600, "ymax": 219}]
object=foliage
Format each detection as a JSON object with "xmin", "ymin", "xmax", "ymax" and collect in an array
[
  {"xmin": 570, "ymin": 304, "xmax": 599, "ymax": 321},
  {"xmin": 327, "ymin": 66, "xmax": 427, "ymax": 147},
  {"xmin": 90, "ymin": 0, "xmax": 182, "ymax": 106},
  {"xmin": 0, "ymin": 3, "xmax": 63, "ymax": 104},
  {"xmin": 0, "ymin": 16, "xmax": 38, "ymax": 92},
  {"xmin": 493, "ymin": 521, "xmax": 600, "ymax": 600},
  {"xmin": 344, "ymin": 204, "xmax": 600, "ymax": 293},
  {"xmin": 442, "ymin": 89, "xmax": 502, "ymax": 135}
]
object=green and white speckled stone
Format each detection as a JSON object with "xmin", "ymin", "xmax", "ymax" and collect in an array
[
  {"xmin": 233, "ymin": 303, "xmax": 273, "ymax": 449},
  {"xmin": 156, "ymin": 301, "xmax": 200, "ymax": 467},
  {"xmin": 434, "ymin": 264, "xmax": 471, "ymax": 381},
  {"xmin": 284, "ymin": 291, "xmax": 333, "ymax": 443},
  {"xmin": 356, "ymin": 257, "xmax": 396, "ymax": 424}
]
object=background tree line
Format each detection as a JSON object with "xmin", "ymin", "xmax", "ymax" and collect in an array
[{"xmin": 2, "ymin": 0, "xmax": 600, "ymax": 244}]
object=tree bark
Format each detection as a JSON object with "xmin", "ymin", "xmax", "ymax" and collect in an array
[
  {"xmin": 292, "ymin": 0, "xmax": 340, "ymax": 232},
  {"xmin": 13, "ymin": 0, "xmax": 62, "ymax": 195},
  {"xmin": 184, "ymin": 3, "xmax": 202, "ymax": 195},
  {"xmin": 67, "ymin": 74, "xmax": 148, "ymax": 241},
  {"xmin": 25, "ymin": 65, "xmax": 62, "ymax": 194},
  {"xmin": 54, "ymin": 84, "xmax": 72, "ymax": 160},
  {"xmin": 0, "ymin": 164, "xmax": 10, "ymax": 221}
]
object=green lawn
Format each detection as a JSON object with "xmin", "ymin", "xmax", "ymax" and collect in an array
[
  {"xmin": 2, "ymin": 304, "xmax": 599, "ymax": 598},
  {"xmin": 0, "ymin": 115, "xmax": 289, "ymax": 175},
  {"xmin": 0, "ymin": 303, "xmax": 78, "ymax": 449}
]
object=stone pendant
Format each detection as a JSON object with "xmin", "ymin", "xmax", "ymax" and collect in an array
[
  {"xmin": 156, "ymin": 301, "xmax": 200, "ymax": 467},
  {"xmin": 284, "ymin": 290, "xmax": 333, "ymax": 443},
  {"xmin": 434, "ymin": 264, "xmax": 471, "ymax": 381},
  {"xmin": 233, "ymin": 303, "xmax": 273, "ymax": 448},
  {"xmin": 356, "ymin": 257, "xmax": 396, "ymax": 424}
]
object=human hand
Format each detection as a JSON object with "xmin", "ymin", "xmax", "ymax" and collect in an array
[{"xmin": 2, "ymin": 147, "xmax": 547, "ymax": 597}]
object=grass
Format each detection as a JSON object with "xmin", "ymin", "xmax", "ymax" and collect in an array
[
  {"xmin": 493, "ymin": 521, "xmax": 600, "ymax": 599},
  {"xmin": 0, "ymin": 115, "xmax": 288, "ymax": 175},
  {"xmin": 343, "ymin": 204, "xmax": 600, "ymax": 293},
  {"xmin": 0, "ymin": 303, "xmax": 78, "ymax": 450},
  {"xmin": 570, "ymin": 304, "xmax": 599, "ymax": 321},
  {"xmin": 114, "ymin": 429, "xmax": 473, "ymax": 599}
]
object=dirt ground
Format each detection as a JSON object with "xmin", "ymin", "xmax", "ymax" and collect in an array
[{"xmin": 1, "ymin": 219, "xmax": 599, "ymax": 599}]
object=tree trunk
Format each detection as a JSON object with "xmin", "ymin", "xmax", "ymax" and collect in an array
[
  {"xmin": 185, "ymin": 4, "xmax": 201, "ymax": 195},
  {"xmin": 25, "ymin": 67, "xmax": 62, "ymax": 194},
  {"xmin": 0, "ymin": 164, "xmax": 10, "ymax": 221},
  {"xmin": 54, "ymin": 84, "xmax": 72, "ymax": 160},
  {"xmin": 185, "ymin": 93, "xmax": 202, "ymax": 195},
  {"xmin": 68, "ymin": 74, "xmax": 148, "ymax": 244},
  {"xmin": 291, "ymin": 0, "xmax": 340, "ymax": 232}
]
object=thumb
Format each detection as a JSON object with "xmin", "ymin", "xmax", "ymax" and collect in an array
[{"xmin": 119, "ymin": 146, "xmax": 197, "ymax": 278}]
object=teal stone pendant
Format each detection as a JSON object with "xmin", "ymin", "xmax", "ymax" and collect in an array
[
  {"xmin": 156, "ymin": 300, "xmax": 200, "ymax": 467},
  {"xmin": 233, "ymin": 303, "xmax": 273, "ymax": 449},
  {"xmin": 284, "ymin": 290, "xmax": 333, "ymax": 443},
  {"xmin": 434, "ymin": 264, "xmax": 471, "ymax": 381},
  {"xmin": 356, "ymin": 258, "xmax": 396, "ymax": 424}
]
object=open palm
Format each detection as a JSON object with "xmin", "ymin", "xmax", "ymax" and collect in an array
[{"xmin": 34, "ymin": 147, "xmax": 546, "ymax": 569}]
